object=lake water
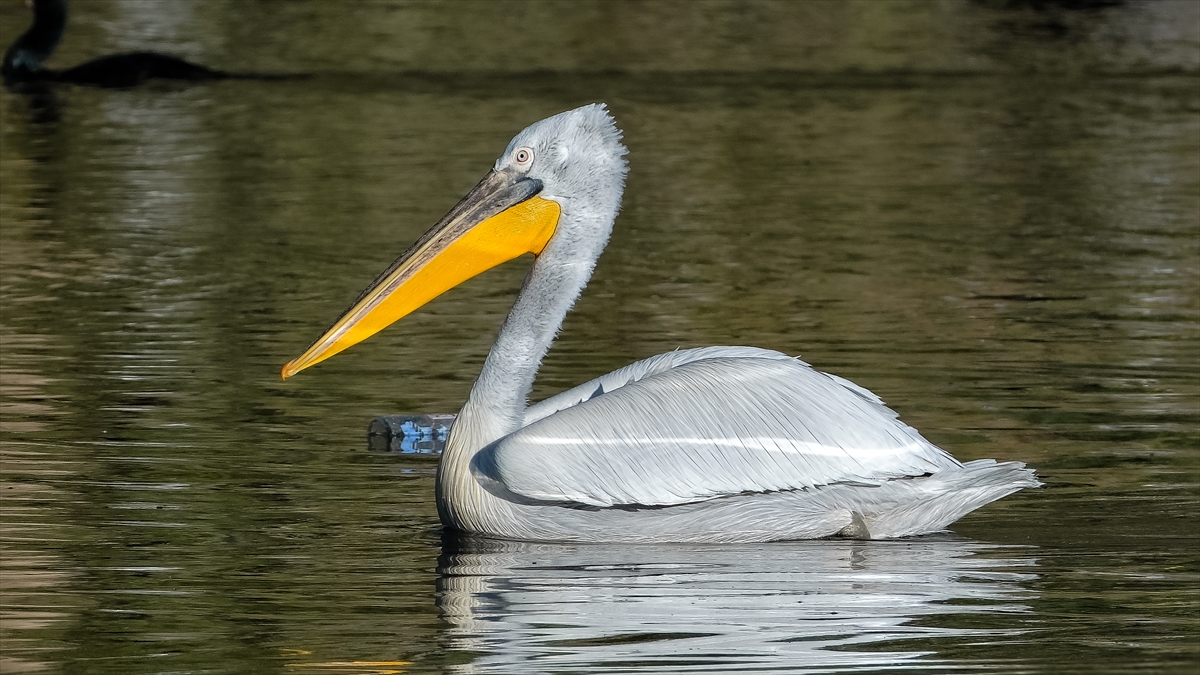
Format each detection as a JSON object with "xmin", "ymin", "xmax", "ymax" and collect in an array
[{"xmin": 1, "ymin": 1, "xmax": 1197, "ymax": 673}]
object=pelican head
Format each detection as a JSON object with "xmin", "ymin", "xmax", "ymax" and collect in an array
[
  {"xmin": 501, "ymin": 103, "xmax": 628, "ymax": 220},
  {"xmin": 282, "ymin": 104, "xmax": 627, "ymax": 378}
]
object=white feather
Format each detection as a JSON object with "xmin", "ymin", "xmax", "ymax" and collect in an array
[{"xmin": 484, "ymin": 351, "xmax": 959, "ymax": 507}]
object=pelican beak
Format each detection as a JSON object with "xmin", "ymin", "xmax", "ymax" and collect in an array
[{"xmin": 282, "ymin": 168, "xmax": 560, "ymax": 379}]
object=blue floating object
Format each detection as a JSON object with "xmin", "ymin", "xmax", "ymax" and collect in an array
[{"xmin": 368, "ymin": 414, "xmax": 456, "ymax": 454}]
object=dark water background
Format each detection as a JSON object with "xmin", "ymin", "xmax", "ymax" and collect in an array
[{"xmin": 1, "ymin": 1, "xmax": 1197, "ymax": 673}]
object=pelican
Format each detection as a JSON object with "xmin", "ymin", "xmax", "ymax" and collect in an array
[{"xmin": 283, "ymin": 104, "xmax": 1039, "ymax": 543}]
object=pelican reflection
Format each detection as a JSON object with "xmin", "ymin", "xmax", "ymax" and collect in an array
[{"xmin": 436, "ymin": 534, "xmax": 1037, "ymax": 674}]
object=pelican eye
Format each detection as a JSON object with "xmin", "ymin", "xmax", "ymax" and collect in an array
[{"xmin": 513, "ymin": 147, "xmax": 534, "ymax": 167}]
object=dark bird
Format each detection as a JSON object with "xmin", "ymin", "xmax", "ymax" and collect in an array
[{"xmin": 4, "ymin": 0, "xmax": 236, "ymax": 88}]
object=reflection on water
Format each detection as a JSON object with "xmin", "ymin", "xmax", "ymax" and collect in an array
[
  {"xmin": 439, "ymin": 535, "xmax": 1036, "ymax": 674},
  {"xmin": 1, "ymin": 0, "xmax": 1197, "ymax": 673}
]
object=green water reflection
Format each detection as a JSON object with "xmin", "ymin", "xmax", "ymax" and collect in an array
[{"xmin": 1, "ymin": 1, "xmax": 1196, "ymax": 673}]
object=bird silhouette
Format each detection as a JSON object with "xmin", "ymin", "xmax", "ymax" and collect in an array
[{"xmin": 3, "ymin": 0, "xmax": 288, "ymax": 88}]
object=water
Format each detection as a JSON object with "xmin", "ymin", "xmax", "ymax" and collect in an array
[{"xmin": 1, "ymin": 1, "xmax": 1197, "ymax": 673}]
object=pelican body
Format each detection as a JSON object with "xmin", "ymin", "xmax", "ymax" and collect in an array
[{"xmin": 284, "ymin": 105, "xmax": 1038, "ymax": 543}]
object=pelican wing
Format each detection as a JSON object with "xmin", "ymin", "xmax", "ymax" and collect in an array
[
  {"xmin": 485, "ymin": 351, "xmax": 960, "ymax": 507},
  {"xmin": 523, "ymin": 346, "xmax": 788, "ymax": 426}
]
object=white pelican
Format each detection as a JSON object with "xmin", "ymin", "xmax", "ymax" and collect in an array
[{"xmin": 282, "ymin": 104, "xmax": 1039, "ymax": 543}]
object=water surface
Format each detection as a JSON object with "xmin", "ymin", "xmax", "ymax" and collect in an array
[{"xmin": 1, "ymin": 1, "xmax": 1197, "ymax": 673}]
